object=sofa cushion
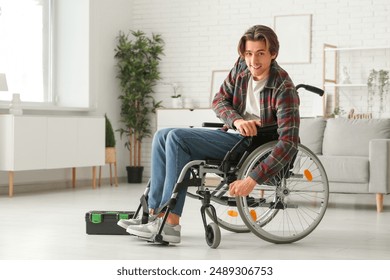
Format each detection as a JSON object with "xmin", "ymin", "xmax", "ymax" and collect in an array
[
  {"xmin": 322, "ymin": 118, "xmax": 390, "ymax": 157},
  {"xmin": 299, "ymin": 118, "xmax": 327, "ymax": 154},
  {"xmin": 317, "ymin": 155, "xmax": 369, "ymax": 183}
]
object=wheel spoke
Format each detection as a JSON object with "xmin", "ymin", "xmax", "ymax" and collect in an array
[{"xmin": 236, "ymin": 142, "xmax": 329, "ymax": 244}]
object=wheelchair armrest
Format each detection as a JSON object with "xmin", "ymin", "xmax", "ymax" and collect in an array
[
  {"xmin": 202, "ymin": 123, "xmax": 278, "ymax": 134},
  {"xmin": 257, "ymin": 125, "xmax": 278, "ymax": 133},
  {"xmin": 202, "ymin": 122, "xmax": 224, "ymax": 128}
]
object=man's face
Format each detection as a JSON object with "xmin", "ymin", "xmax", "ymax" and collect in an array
[{"xmin": 244, "ymin": 40, "xmax": 276, "ymax": 81}]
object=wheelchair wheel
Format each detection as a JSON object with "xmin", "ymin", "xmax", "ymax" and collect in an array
[
  {"xmin": 205, "ymin": 222, "xmax": 221, "ymax": 249},
  {"xmin": 236, "ymin": 141, "xmax": 329, "ymax": 244}
]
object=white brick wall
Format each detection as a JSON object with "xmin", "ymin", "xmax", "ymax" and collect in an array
[{"xmin": 126, "ymin": 0, "xmax": 390, "ymax": 179}]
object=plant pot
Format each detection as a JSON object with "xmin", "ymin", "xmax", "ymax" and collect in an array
[
  {"xmin": 171, "ymin": 97, "xmax": 182, "ymax": 108},
  {"xmin": 126, "ymin": 166, "xmax": 144, "ymax": 183},
  {"xmin": 105, "ymin": 147, "xmax": 116, "ymax": 163}
]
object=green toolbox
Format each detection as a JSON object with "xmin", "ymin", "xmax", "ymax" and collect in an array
[{"xmin": 85, "ymin": 210, "xmax": 135, "ymax": 235}]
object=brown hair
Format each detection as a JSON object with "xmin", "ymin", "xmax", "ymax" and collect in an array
[{"xmin": 237, "ymin": 25, "xmax": 279, "ymax": 59}]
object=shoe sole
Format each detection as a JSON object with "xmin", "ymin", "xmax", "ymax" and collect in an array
[
  {"xmin": 161, "ymin": 235, "xmax": 180, "ymax": 244},
  {"xmin": 127, "ymin": 228, "xmax": 180, "ymax": 244},
  {"xmin": 127, "ymin": 228, "xmax": 153, "ymax": 239}
]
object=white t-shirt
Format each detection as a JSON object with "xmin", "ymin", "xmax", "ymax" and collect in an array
[{"xmin": 244, "ymin": 76, "xmax": 267, "ymax": 121}]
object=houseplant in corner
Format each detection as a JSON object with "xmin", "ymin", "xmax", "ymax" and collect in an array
[
  {"xmin": 103, "ymin": 114, "xmax": 118, "ymax": 186},
  {"xmin": 105, "ymin": 114, "xmax": 116, "ymax": 159},
  {"xmin": 114, "ymin": 30, "xmax": 164, "ymax": 183}
]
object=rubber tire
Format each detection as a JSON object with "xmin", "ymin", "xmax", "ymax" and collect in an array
[{"xmin": 205, "ymin": 222, "xmax": 221, "ymax": 249}]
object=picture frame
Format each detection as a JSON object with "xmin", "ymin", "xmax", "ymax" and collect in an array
[
  {"xmin": 209, "ymin": 70, "xmax": 229, "ymax": 106},
  {"xmin": 274, "ymin": 14, "xmax": 312, "ymax": 64}
]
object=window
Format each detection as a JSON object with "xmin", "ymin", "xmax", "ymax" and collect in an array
[
  {"xmin": 0, "ymin": 0, "xmax": 90, "ymax": 110},
  {"xmin": 0, "ymin": 0, "xmax": 51, "ymax": 103}
]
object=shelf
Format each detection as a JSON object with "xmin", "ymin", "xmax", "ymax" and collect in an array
[
  {"xmin": 324, "ymin": 46, "xmax": 390, "ymax": 52},
  {"xmin": 323, "ymin": 43, "xmax": 390, "ymax": 116},
  {"xmin": 324, "ymin": 83, "xmax": 367, "ymax": 87}
]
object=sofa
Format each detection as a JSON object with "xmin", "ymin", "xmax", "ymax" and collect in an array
[{"xmin": 299, "ymin": 117, "xmax": 390, "ymax": 212}]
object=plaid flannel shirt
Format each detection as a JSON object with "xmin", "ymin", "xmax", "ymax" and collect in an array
[{"xmin": 212, "ymin": 57, "xmax": 300, "ymax": 184}]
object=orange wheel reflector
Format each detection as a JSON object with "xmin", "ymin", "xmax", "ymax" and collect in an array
[
  {"xmin": 250, "ymin": 209, "xmax": 257, "ymax": 221},
  {"xmin": 227, "ymin": 210, "xmax": 238, "ymax": 217},
  {"xmin": 304, "ymin": 169, "xmax": 313, "ymax": 182}
]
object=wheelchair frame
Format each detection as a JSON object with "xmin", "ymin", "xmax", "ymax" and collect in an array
[{"xmin": 131, "ymin": 84, "xmax": 329, "ymax": 248}]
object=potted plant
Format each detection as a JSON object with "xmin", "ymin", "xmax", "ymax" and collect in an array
[
  {"xmin": 169, "ymin": 82, "xmax": 182, "ymax": 108},
  {"xmin": 114, "ymin": 30, "xmax": 164, "ymax": 183},
  {"xmin": 331, "ymin": 106, "xmax": 345, "ymax": 118},
  {"xmin": 367, "ymin": 69, "xmax": 389, "ymax": 117},
  {"xmin": 105, "ymin": 113, "xmax": 116, "ymax": 163},
  {"xmin": 101, "ymin": 114, "xmax": 118, "ymax": 186}
]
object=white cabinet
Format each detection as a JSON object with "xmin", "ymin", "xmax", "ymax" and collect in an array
[
  {"xmin": 46, "ymin": 117, "xmax": 79, "ymax": 169},
  {"xmin": 8, "ymin": 116, "xmax": 47, "ymax": 171},
  {"xmin": 0, "ymin": 115, "xmax": 105, "ymax": 196},
  {"xmin": 157, "ymin": 108, "xmax": 221, "ymax": 129}
]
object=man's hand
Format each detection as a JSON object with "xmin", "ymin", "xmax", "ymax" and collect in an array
[
  {"xmin": 229, "ymin": 177, "xmax": 257, "ymax": 197},
  {"xmin": 234, "ymin": 119, "xmax": 261, "ymax": 136}
]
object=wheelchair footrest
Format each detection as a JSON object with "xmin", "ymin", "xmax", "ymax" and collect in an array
[{"xmin": 136, "ymin": 234, "xmax": 170, "ymax": 245}]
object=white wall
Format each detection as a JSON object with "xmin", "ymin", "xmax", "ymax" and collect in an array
[
  {"xmin": 89, "ymin": 0, "xmax": 134, "ymax": 181},
  {"xmin": 130, "ymin": 0, "xmax": 390, "ymax": 180},
  {"xmin": 54, "ymin": 0, "xmax": 90, "ymax": 108},
  {"xmin": 130, "ymin": 0, "xmax": 389, "ymax": 109},
  {"xmin": 1, "ymin": 0, "xmax": 389, "ymax": 189}
]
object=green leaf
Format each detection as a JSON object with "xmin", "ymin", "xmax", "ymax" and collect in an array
[{"xmin": 114, "ymin": 29, "xmax": 165, "ymax": 166}]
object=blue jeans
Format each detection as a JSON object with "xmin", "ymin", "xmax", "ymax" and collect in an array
[{"xmin": 148, "ymin": 128, "xmax": 247, "ymax": 216}]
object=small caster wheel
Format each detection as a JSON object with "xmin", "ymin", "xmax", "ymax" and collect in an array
[{"xmin": 205, "ymin": 222, "xmax": 221, "ymax": 249}]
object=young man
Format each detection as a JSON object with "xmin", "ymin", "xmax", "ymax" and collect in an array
[{"xmin": 121, "ymin": 25, "xmax": 300, "ymax": 244}]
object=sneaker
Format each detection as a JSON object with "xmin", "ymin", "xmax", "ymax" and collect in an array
[
  {"xmin": 127, "ymin": 218, "xmax": 181, "ymax": 244},
  {"xmin": 117, "ymin": 214, "xmax": 156, "ymax": 229}
]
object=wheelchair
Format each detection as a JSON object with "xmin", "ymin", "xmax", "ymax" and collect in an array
[{"xmin": 132, "ymin": 84, "xmax": 329, "ymax": 248}]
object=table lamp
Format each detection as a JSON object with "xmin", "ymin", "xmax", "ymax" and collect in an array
[{"xmin": 0, "ymin": 73, "xmax": 23, "ymax": 115}]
